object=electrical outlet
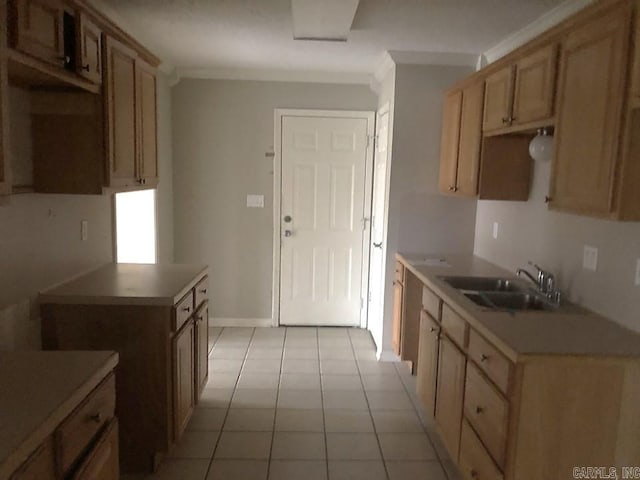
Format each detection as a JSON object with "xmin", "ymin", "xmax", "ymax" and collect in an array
[
  {"xmin": 492, "ymin": 222, "xmax": 499, "ymax": 239},
  {"xmin": 583, "ymin": 245, "xmax": 598, "ymax": 272},
  {"xmin": 635, "ymin": 259, "xmax": 640, "ymax": 286},
  {"xmin": 81, "ymin": 220, "xmax": 88, "ymax": 242}
]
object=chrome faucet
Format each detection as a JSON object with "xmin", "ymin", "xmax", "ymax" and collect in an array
[{"xmin": 516, "ymin": 262, "xmax": 562, "ymax": 305}]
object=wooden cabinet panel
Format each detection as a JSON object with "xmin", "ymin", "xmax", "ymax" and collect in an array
[
  {"xmin": 136, "ymin": 59, "xmax": 158, "ymax": 186},
  {"xmin": 438, "ymin": 90, "xmax": 462, "ymax": 193},
  {"xmin": 174, "ymin": 290, "xmax": 194, "ymax": 332},
  {"xmin": 173, "ymin": 320, "xmax": 195, "ymax": 441},
  {"xmin": 10, "ymin": 437, "xmax": 56, "ymax": 480},
  {"xmin": 71, "ymin": 418, "xmax": 119, "ymax": 480},
  {"xmin": 194, "ymin": 276, "xmax": 209, "ymax": 309},
  {"xmin": 464, "ymin": 363, "xmax": 508, "ymax": 468},
  {"xmin": 104, "ymin": 36, "xmax": 138, "ymax": 188},
  {"xmin": 435, "ymin": 335, "xmax": 466, "ymax": 461},
  {"xmin": 512, "ymin": 44, "xmax": 557, "ymax": 125},
  {"xmin": 194, "ymin": 302, "xmax": 209, "ymax": 399},
  {"xmin": 468, "ymin": 329, "xmax": 511, "ymax": 395},
  {"xmin": 416, "ymin": 311, "xmax": 440, "ymax": 417},
  {"xmin": 456, "ymin": 81, "xmax": 484, "ymax": 196},
  {"xmin": 459, "ymin": 420, "xmax": 504, "ymax": 480},
  {"xmin": 392, "ymin": 281, "xmax": 403, "ymax": 357},
  {"xmin": 76, "ymin": 13, "xmax": 102, "ymax": 84},
  {"xmin": 441, "ymin": 304, "xmax": 468, "ymax": 350},
  {"xmin": 0, "ymin": 11, "xmax": 10, "ymax": 197},
  {"xmin": 9, "ymin": 0, "xmax": 66, "ymax": 67},
  {"xmin": 633, "ymin": 14, "xmax": 640, "ymax": 99},
  {"xmin": 483, "ymin": 66, "xmax": 514, "ymax": 131},
  {"xmin": 421, "ymin": 286, "xmax": 440, "ymax": 321},
  {"xmin": 550, "ymin": 6, "xmax": 630, "ymax": 215}
]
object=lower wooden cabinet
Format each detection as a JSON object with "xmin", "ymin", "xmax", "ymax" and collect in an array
[
  {"xmin": 173, "ymin": 319, "xmax": 195, "ymax": 441},
  {"xmin": 194, "ymin": 301, "xmax": 209, "ymax": 399},
  {"xmin": 71, "ymin": 419, "xmax": 119, "ymax": 480},
  {"xmin": 10, "ymin": 438, "xmax": 56, "ymax": 480},
  {"xmin": 391, "ymin": 271, "xmax": 404, "ymax": 357},
  {"xmin": 0, "ymin": 4, "xmax": 10, "ymax": 197},
  {"xmin": 459, "ymin": 420, "xmax": 504, "ymax": 480},
  {"xmin": 416, "ymin": 311, "xmax": 440, "ymax": 417}
]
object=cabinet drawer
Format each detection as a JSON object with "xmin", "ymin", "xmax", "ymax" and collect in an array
[
  {"xmin": 394, "ymin": 261, "xmax": 404, "ymax": 284},
  {"xmin": 441, "ymin": 304, "xmax": 468, "ymax": 349},
  {"xmin": 10, "ymin": 436, "xmax": 56, "ymax": 480},
  {"xmin": 56, "ymin": 374, "xmax": 116, "ymax": 475},
  {"xmin": 174, "ymin": 290, "xmax": 195, "ymax": 331},
  {"xmin": 421, "ymin": 286, "xmax": 440, "ymax": 321},
  {"xmin": 194, "ymin": 275, "xmax": 209, "ymax": 309},
  {"xmin": 71, "ymin": 418, "xmax": 119, "ymax": 480},
  {"xmin": 464, "ymin": 363, "xmax": 508, "ymax": 468},
  {"xmin": 459, "ymin": 420, "xmax": 504, "ymax": 480},
  {"xmin": 468, "ymin": 329, "xmax": 511, "ymax": 394}
]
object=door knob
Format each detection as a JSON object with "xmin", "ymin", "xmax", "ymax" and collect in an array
[
  {"xmin": 284, "ymin": 230, "xmax": 293, "ymax": 237},
  {"xmin": 284, "ymin": 215, "xmax": 292, "ymax": 223}
]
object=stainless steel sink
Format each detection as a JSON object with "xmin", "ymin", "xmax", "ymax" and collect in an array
[
  {"xmin": 441, "ymin": 276, "xmax": 523, "ymax": 293},
  {"xmin": 464, "ymin": 291, "xmax": 557, "ymax": 312}
]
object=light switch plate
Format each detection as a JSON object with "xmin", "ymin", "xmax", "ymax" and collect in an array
[
  {"xmin": 635, "ymin": 259, "xmax": 640, "ymax": 286},
  {"xmin": 492, "ymin": 222, "xmax": 499, "ymax": 239},
  {"xmin": 247, "ymin": 194, "xmax": 264, "ymax": 208},
  {"xmin": 81, "ymin": 220, "xmax": 88, "ymax": 242},
  {"xmin": 583, "ymin": 245, "xmax": 598, "ymax": 272}
]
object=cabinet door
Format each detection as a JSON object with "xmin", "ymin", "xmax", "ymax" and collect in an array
[
  {"xmin": 194, "ymin": 302, "xmax": 209, "ymax": 399},
  {"xmin": 136, "ymin": 59, "xmax": 158, "ymax": 186},
  {"xmin": 512, "ymin": 44, "xmax": 557, "ymax": 125},
  {"xmin": 456, "ymin": 82, "xmax": 484, "ymax": 196},
  {"xmin": 483, "ymin": 66, "xmax": 514, "ymax": 131},
  {"xmin": 633, "ymin": 16, "xmax": 640, "ymax": 99},
  {"xmin": 173, "ymin": 319, "xmax": 195, "ymax": 441},
  {"xmin": 71, "ymin": 419, "xmax": 119, "ymax": 480},
  {"xmin": 550, "ymin": 6, "xmax": 630, "ymax": 215},
  {"xmin": 76, "ymin": 13, "xmax": 102, "ymax": 84},
  {"xmin": 416, "ymin": 311, "xmax": 440, "ymax": 418},
  {"xmin": 0, "ymin": 12, "xmax": 10, "ymax": 197},
  {"xmin": 9, "ymin": 0, "xmax": 66, "ymax": 67},
  {"xmin": 435, "ymin": 335, "xmax": 466, "ymax": 461},
  {"xmin": 103, "ymin": 36, "xmax": 138, "ymax": 188},
  {"xmin": 438, "ymin": 90, "xmax": 462, "ymax": 194},
  {"xmin": 10, "ymin": 437, "xmax": 56, "ymax": 480},
  {"xmin": 392, "ymin": 281, "xmax": 404, "ymax": 357}
]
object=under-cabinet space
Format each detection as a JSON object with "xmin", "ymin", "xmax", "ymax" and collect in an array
[{"xmin": 477, "ymin": 135, "xmax": 532, "ymax": 201}]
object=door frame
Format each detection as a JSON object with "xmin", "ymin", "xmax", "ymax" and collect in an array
[{"xmin": 272, "ymin": 109, "xmax": 376, "ymax": 328}]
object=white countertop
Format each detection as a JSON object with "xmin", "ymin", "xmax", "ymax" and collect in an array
[
  {"xmin": 0, "ymin": 351, "xmax": 118, "ymax": 478},
  {"xmin": 39, "ymin": 263, "xmax": 208, "ymax": 306}
]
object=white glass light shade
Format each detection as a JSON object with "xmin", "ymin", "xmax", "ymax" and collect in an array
[{"xmin": 529, "ymin": 128, "xmax": 554, "ymax": 162}]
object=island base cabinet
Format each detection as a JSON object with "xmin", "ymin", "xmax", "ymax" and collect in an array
[
  {"xmin": 416, "ymin": 311, "xmax": 440, "ymax": 417},
  {"xmin": 10, "ymin": 437, "xmax": 56, "ymax": 480},
  {"xmin": 459, "ymin": 420, "xmax": 503, "ymax": 480},
  {"xmin": 173, "ymin": 319, "xmax": 195, "ymax": 441},
  {"xmin": 71, "ymin": 419, "xmax": 119, "ymax": 480},
  {"xmin": 194, "ymin": 302, "xmax": 209, "ymax": 399}
]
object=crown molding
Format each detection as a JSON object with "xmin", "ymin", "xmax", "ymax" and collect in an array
[
  {"xmin": 174, "ymin": 66, "xmax": 371, "ymax": 85},
  {"xmin": 483, "ymin": 0, "xmax": 593, "ymax": 64},
  {"xmin": 388, "ymin": 50, "xmax": 479, "ymax": 68}
]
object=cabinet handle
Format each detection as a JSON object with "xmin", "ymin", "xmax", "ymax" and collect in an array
[
  {"xmin": 199, "ymin": 288, "xmax": 207, "ymax": 294},
  {"xmin": 475, "ymin": 405, "xmax": 484, "ymax": 414},
  {"xmin": 57, "ymin": 55, "xmax": 71, "ymax": 65},
  {"xmin": 544, "ymin": 196, "xmax": 552, "ymax": 204},
  {"xmin": 470, "ymin": 469, "xmax": 479, "ymax": 479},
  {"xmin": 448, "ymin": 185, "xmax": 455, "ymax": 191},
  {"xmin": 182, "ymin": 306, "xmax": 191, "ymax": 313},
  {"xmin": 509, "ymin": 116, "xmax": 516, "ymax": 123},
  {"xmin": 480, "ymin": 354, "xmax": 489, "ymax": 362},
  {"xmin": 89, "ymin": 412, "xmax": 102, "ymax": 423},
  {"xmin": 82, "ymin": 64, "xmax": 90, "ymax": 71},
  {"xmin": 502, "ymin": 116, "xmax": 510, "ymax": 124},
  {"xmin": 429, "ymin": 327, "xmax": 436, "ymax": 333}
]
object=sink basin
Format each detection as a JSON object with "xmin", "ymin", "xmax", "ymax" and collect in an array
[
  {"xmin": 441, "ymin": 276, "xmax": 523, "ymax": 293},
  {"xmin": 464, "ymin": 291, "xmax": 557, "ymax": 312}
]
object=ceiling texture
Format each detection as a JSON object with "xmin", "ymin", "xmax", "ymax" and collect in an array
[{"xmin": 100, "ymin": 0, "xmax": 566, "ymax": 77}]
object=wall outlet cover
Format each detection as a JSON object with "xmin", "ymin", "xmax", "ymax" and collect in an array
[
  {"xmin": 635, "ymin": 259, "xmax": 640, "ymax": 286},
  {"xmin": 583, "ymin": 245, "xmax": 598, "ymax": 272},
  {"xmin": 81, "ymin": 220, "xmax": 88, "ymax": 242},
  {"xmin": 492, "ymin": 222, "xmax": 499, "ymax": 240},
  {"xmin": 247, "ymin": 194, "xmax": 265, "ymax": 208}
]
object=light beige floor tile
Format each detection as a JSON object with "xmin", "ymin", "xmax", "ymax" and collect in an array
[
  {"xmin": 354, "ymin": 349, "xmax": 377, "ymax": 362},
  {"xmin": 223, "ymin": 408, "xmax": 275, "ymax": 431},
  {"xmin": 321, "ymin": 375, "xmax": 363, "ymax": 391},
  {"xmin": 286, "ymin": 327, "xmax": 317, "ymax": 337},
  {"xmin": 319, "ymin": 348, "xmax": 355, "ymax": 360},
  {"xmin": 253, "ymin": 328, "xmax": 285, "ymax": 338},
  {"xmin": 206, "ymin": 460, "xmax": 268, "ymax": 480},
  {"xmin": 231, "ymin": 388, "xmax": 278, "ymax": 409},
  {"xmin": 283, "ymin": 348, "xmax": 318, "ymax": 360},
  {"xmin": 199, "ymin": 388, "xmax": 234, "ymax": 408},
  {"xmin": 361, "ymin": 374, "xmax": 405, "ymax": 392},
  {"xmin": 326, "ymin": 433, "xmax": 381, "ymax": 460},
  {"xmin": 269, "ymin": 460, "xmax": 327, "ymax": 480},
  {"xmin": 237, "ymin": 372, "xmax": 280, "ymax": 389},
  {"xmin": 187, "ymin": 408, "xmax": 227, "ymax": 431},
  {"xmin": 327, "ymin": 460, "xmax": 387, "ymax": 480},
  {"xmin": 209, "ymin": 359, "xmax": 244, "ymax": 373},
  {"xmin": 357, "ymin": 361, "xmax": 398, "ymax": 375},
  {"xmin": 206, "ymin": 372, "xmax": 239, "ymax": 389},
  {"xmin": 246, "ymin": 347, "xmax": 283, "ymax": 359},
  {"xmin": 242, "ymin": 358, "xmax": 282, "ymax": 373},
  {"xmin": 271, "ymin": 432, "xmax": 326, "ymax": 459},
  {"xmin": 282, "ymin": 359, "xmax": 319, "ymax": 374},
  {"xmin": 378, "ymin": 433, "xmax": 437, "ymax": 460},
  {"xmin": 210, "ymin": 347, "xmax": 247, "ymax": 359},
  {"xmin": 371, "ymin": 410, "xmax": 424, "ymax": 433},
  {"xmin": 320, "ymin": 360, "xmax": 359, "ymax": 375},
  {"xmin": 277, "ymin": 389, "xmax": 322, "ymax": 409},
  {"xmin": 386, "ymin": 460, "xmax": 448, "ymax": 480},
  {"xmin": 366, "ymin": 391, "xmax": 414, "ymax": 411},
  {"xmin": 169, "ymin": 431, "xmax": 219, "ymax": 459},
  {"xmin": 279, "ymin": 373, "xmax": 321, "ymax": 390},
  {"xmin": 275, "ymin": 408, "xmax": 324, "ymax": 432},
  {"xmin": 322, "ymin": 390, "xmax": 368, "ymax": 410},
  {"xmin": 323, "ymin": 409, "xmax": 374, "ymax": 433},
  {"xmin": 214, "ymin": 432, "xmax": 272, "ymax": 459},
  {"xmin": 146, "ymin": 458, "xmax": 210, "ymax": 480}
]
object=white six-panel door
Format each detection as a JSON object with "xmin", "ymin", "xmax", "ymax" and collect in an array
[{"xmin": 279, "ymin": 115, "xmax": 369, "ymax": 326}]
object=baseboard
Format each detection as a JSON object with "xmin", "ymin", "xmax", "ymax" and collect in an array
[
  {"xmin": 211, "ymin": 317, "xmax": 273, "ymax": 327},
  {"xmin": 377, "ymin": 349, "xmax": 401, "ymax": 362}
]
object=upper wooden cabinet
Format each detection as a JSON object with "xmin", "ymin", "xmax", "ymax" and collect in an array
[
  {"xmin": 136, "ymin": 58, "xmax": 158, "ymax": 187},
  {"xmin": 550, "ymin": 4, "xmax": 631, "ymax": 217},
  {"xmin": 438, "ymin": 90, "xmax": 462, "ymax": 194},
  {"xmin": 511, "ymin": 44, "xmax": 557, "ymax": 125},
  {"xmin": 482, "ymin": 66, "xmax": 514, "ymax": 131},
  {"xmin": 1, "ymin": 7, "xmax": 11, "ymax": 197},
  {"xmin": 633, "ymin": 17, "xmax": 640, "ymax": 100},
  {"xmin": 8, "ymin": 0, "xmax": 67, "ymax": 68},
  {"xmin": 76, "ymin": 12, "xmax": 102, "ymax": 84}
]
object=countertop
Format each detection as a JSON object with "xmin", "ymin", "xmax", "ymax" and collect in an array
[
  {"xmin": 397, "ymin": 253, "xmax": 640, "ymax": 361},
  {"xmin": 39, "ymin": 263, "xmax": 208, "ymax": 306},
  {"xmin": 0, "ymin": 351, "xmax": 119, "ymax": 478}
]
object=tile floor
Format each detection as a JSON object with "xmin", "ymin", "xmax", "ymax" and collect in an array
[{"xmin": 142, "ymin": 326, "xmax": 461, "ymax": 480}]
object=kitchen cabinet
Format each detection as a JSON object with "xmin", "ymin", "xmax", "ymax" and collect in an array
[
  {"xmin": 435, "ymin": 334, "xmax": 466, "ymax": 461},
  {"xmin": 39, "ymin": 263, "xmax": 208, "ymax": 473},
  {"xmin": 72, "ymin": 419, "xmax": 119, "ymax": 480},
  {"xmin": 550, "ymin": 4, "xmax": 631, "ymax": 217},
  {"xmin": 194, "ymin": 301, "xmax": 209, "ymax": 399},
  {"xmin": 633, "ymin": 16, "xmax": 640, "ymax": 99},
  {"xmin": 10, "ymin": 438, "xmax": 56, "ymax": 479},
  {"xmin": 391, "ymin": 262, "xmax": 423, "ymax": 371},
  {"xmin": 416, "ymin": 310, "xmax": 440, "ymax": 417},
  {"xmin": 459, "ymin": 420, "xmax": 503, "ymax": 480},
  {"xmin": 76, "ymin": 12, "xmax": 102, "ymax": 84},
  {"xmin": 511, "ymin": 45, "xmax": 557, "ymax": 125},
  {"xmin": 0, "ymin": 6, "xmax": 10, "ymax": 197},
  {"xmin": 437, "ymin": 90, "xmax": 462, "ymax": 194},
  {"xmin": 136, "ymin": 58, "xmax": 158, "ymax": 187},
  {"xmin": 483, "ymin": 66, "xmax": 514, "ymax": 132},
  {"xmin": 391, "ymin": 261, "xmax": 404, "ymax": 356}
]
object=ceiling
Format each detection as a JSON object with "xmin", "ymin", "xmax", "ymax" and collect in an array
[{"xmin": 101, "ymin": 0, "xmax": 566, "ymax": 76}]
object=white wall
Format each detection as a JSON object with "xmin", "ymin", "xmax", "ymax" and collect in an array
[
  {"xmin": 474, "ymin": 157, "xmax": 640, "ymax": 333},
  {"xmin": 155, "ymin": 73, "xmax": 174, "ymax": 264},
  {"xmin": 378, "ymin": 64, "xmax": 478, "ymax": 357},
  {"xmin": 172, "ymin": 79, "xmax": 377, "ymax": 323}
]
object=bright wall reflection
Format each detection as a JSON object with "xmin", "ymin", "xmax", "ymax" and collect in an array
[{"xmin": 115, "ymin": 189, "xmax": 157, "ymax": 264}]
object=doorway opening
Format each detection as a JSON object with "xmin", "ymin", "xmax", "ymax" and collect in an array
[{"xmin": 115, "ymin": 189, "xmax": 157, "ymax": 264}]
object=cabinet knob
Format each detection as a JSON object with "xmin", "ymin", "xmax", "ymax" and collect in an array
[
  {"xmin": 89, "ymin": 412, "xmax": 102, "ymax": 423},
  {"xmin": 544, "ymin": 196, "xmax": 552, "ymax": 204},
  {"xmin": 480, "ymin": 354, "xmax": 489, "ymax": 362},
  {"xmin": 448, "ymin": 185, "xmax": 455, "ymax": 191},
  {"xmin": 82, "ymin": 64, "xmax": 90, "ymax": 71},
  {"xmin": 429, "ymin": 327, "xmax": 436, "ymax": 333},
  {"xmin": 475, "ymin": 405, "xmax": 484, "ymax": 414},
  {"xmin": 470, "ymin": 469, "xmax": 479, "ymax": 479},
  {"xmin": 502, "ymin": 116, "xmax": 510, "ymax": 124},
  {"xmin": 199, "ymin": 288, "xmax": 207, "ymax": 294},
  {"xmin": 57, "ymin": 55, "xmax": 71, "ymax": 65},
  {"xmin": 183, "ymin": 306, "xmax": 191, "ymax": 313}
]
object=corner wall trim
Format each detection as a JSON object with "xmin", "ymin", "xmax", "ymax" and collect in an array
[
  {"xmin": 377, "ymin": 349, "xmax": 401, "ymax": 362},
  {"xmin": 211, "ymin": 317, "xmax": 274, "ymax": 327}
]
